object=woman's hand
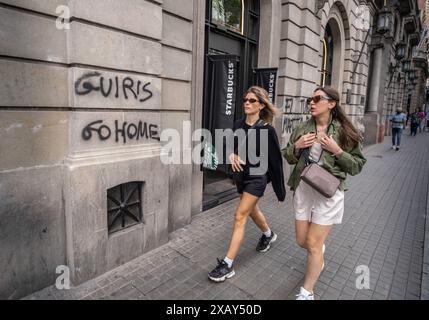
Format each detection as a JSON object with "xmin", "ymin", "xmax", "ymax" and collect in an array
[
  {"xmin": 319, "ymin": 134, "xmax": 343, "ymax": 156},
  {"xmin": 294, "ymin": 133, "xmax": 317, "ymax": 151},
  {"xmin": 229, "ymin": 153, "xmax": 245, "ymax": 172}
]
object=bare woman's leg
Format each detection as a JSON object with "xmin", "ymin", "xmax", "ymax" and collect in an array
[
  {"xmin": 225, "ymin": 192, "xmax": 260, "ymax": 260},
  {"xmin": 208, "ymin": 192, "xmax": 261, "ymax": 282},
  {"xmin": 249, "ymin": 204, "xmax": 269, "ymax": 232},
  {"xmin": 295, "ymin": 220, "xmax": 311, "ymax": 249},
  {"xmin": 302, "ymin": 223, "xmax": 332, "ymax": 293},
  {"xmin": 250, "ymin": 203, "xmax": 278, "ymax": 252}
]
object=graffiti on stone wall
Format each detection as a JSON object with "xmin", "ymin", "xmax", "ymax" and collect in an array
[
  {"xmin": 280, "ymin": 96, "xmax": 311, "ymax": 147},
  {"xmin": 354, "ymin": 115, "xmax": 365, "ymax": 133},
  {"xmin": 281, "ymin": 114, "xmax": 311, "ymax": 135},
  {"xmin": 75, "ymin": 72, "xmax": 153, "ymax": 102},
  {"xmin": 281, "ymin": 96, "xmax": 311, "ymax": 135},
  {"xmin": 82, "ymin": 120, "xmax": 160, "ymax": 143},
  {"xmin": 282, "ymin": 97, "xmax": 310, "ymax": 114}
]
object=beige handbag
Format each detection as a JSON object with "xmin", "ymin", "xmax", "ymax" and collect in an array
[{"xmin": 300, "ymin": 148, "xmax": 340, "ymax": 198}]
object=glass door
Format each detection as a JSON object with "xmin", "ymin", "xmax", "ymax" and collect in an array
[{"xmin": 202, "ymin": 0, "xmax": 260, "ymax": 210}]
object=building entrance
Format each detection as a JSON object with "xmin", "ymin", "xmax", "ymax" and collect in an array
[{"xmin": 202, "ymin": 0, "xmax": 260, "ymax": 210}]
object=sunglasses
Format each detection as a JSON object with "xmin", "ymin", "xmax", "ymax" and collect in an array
[
  {"xmin": 307, "ymin": 95, "xmax": 333, "ymax": 105},
  {"xmin": 243, "ymin": 98, "xmax": 259, "ymax": 104}
]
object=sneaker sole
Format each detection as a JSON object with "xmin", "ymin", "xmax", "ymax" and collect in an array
[
  {"xmin": 208, "ymin": 270, "xmax": 235, "ymax": 282},
  {"xmin": 257, "ymin": 233, "xmax": 278, "ymax": 253}
]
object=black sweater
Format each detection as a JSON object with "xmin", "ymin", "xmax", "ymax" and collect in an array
[{"xmin": 232, "ymin": 119, "xmax": 286, "ymax": 202}]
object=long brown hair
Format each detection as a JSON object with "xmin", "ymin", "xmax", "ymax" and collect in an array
[
  {"xmin": 314, "ymin": 86, "xmax": 362, "ymax": 150},
  {"xmin": 244, "ymin": 86, "xmax": 279, "ymax": 124}
]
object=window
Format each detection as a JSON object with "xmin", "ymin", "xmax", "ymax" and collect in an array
[
  {"xmin": 321, "ymin": 24, "xmax": 334, "ymax": 86},
  {"xmin": 211, "ymin": 0, "xmax": 244, "ymax": 34}
]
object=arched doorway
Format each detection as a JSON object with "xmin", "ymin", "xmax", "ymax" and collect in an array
[
  {"xmin": 321, "ymin": 23, "xmax": 334, "ymax": 86},
  {"xmin": 202, "ymin": 0, "xmax": 260, "ymax": 210},
  {"xmin": 320, "ymin": 13, "xmax": 346, "ymax": 95}
]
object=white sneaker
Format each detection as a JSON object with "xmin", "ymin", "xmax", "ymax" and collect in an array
[
  {"xmin": 391, "ymin": 145, "xmax": 396, "ymax": 150},
  {"xmin": 296, "ymin": 287, "xmax": 315, "ymax": 300}
]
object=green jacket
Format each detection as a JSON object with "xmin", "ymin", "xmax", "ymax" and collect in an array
[{"xmin": 282, "ymin": 117, "xmax": 367, "ymax": 192}]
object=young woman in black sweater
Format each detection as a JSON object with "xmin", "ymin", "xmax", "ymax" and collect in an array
[{"xmin": 208, "ymin": 86, "xmax": 286, "ymax": 282}]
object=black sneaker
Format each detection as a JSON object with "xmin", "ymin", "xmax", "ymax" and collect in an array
[
  {"xmin": 256, "ymin": 232, "xmax": 277, "ymax": 252},
  {"xmin": 396, "ymin": 147, "xmax": 399, "ymax": 151},
  {"xmin": 208, "ymin": 258, "xmax": 235, "ymax": 282}
]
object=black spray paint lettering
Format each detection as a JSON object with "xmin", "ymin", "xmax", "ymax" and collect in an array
[
  {"xmin": 282, "ymin": 115, "xmax": 311, "ymax": 134},
  {"xmin": 75, "ymin": 72, "xmax": 153, "ymax": 102},
  {"xmin": 283, "ymin": 97, "xmax": 310, "ymax": 114},
  {"xmin": 81, "ymin": 120, "xmax": 111, "ymax": 140},
  {"xmin": 114, "ymin": 120, "xmax": 160, "ymax": 143},
  {"xmin": 284, "ymin": 98, "xmax": 294, "ymax": 112},
  {"xmin": 82, "ymin": 120, "xmax": 160, "ymax": 143}
]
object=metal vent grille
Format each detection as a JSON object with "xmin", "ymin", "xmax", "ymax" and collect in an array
[{"xmin": 107, "ymin": 182, "xmax": 143, "ymax": 234}]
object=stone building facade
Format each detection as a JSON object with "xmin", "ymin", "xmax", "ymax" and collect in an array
[
  {"xmin": 0, "ymin": 0, "xmax": 195, "ymax": 299},
  {"xmin": 278, "ymin": 0, "xmax": 371, "ymax": 145},
  {"xmin": 368, "ymin": 0, "xmax": 428, "ymax": 140},
  {"xmin": 0, "ymin": 0, "xmax": 426, "ymax": 298}
]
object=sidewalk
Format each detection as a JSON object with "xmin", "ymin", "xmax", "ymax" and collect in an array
[{"xmin": 25, "ymin": 132, "xmax": 429, "ymax": 300}]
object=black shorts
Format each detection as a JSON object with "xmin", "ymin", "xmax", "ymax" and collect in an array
[{"xmin": 236, "ymin": 174, "xmax": 268, "ymax": 198}]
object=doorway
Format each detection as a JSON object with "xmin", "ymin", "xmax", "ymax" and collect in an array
[{"xmin": 202, "ymin": 0, "xmax": 260, "ymax": 210}]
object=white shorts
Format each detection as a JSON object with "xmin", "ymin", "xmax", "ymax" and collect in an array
[{"xmin": 293, "ymin": 180, "xmax": 345, "ymax": 225}]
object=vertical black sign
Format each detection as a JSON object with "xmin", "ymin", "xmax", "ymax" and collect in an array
[
  {"xmin": 208, "ymin": 55, "xmax": 239, "ymax": 132},
  {"xmin": 206, "ymin": 55, "xmax": 239, "ymax": 172},
  {"xmin": 255, "ymin": 68, "xmax": 278, "ymax": 104}
]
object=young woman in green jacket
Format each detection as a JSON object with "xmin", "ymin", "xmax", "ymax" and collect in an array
[{"xmin": 282, "ymin": 86, "xmax": 366, "ymax": 300}]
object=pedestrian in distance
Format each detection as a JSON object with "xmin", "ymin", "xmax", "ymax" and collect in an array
[
  {"xmin": 282, "ymin": 86, "xmax": 366, "ymax": 300},
  {"xmin": 425, "ymin": 109, "xmax": 429, "ymax": 132},
  {"xmin": 418, "ymin": 108, "xmax": 425, "ymax": 133},
  {"xmin": 390, "ymin": 107, "xmax": 407, "ymax": 151},
  {"xmin": 208, "ymin": 86, "xmax": 286, "ymax": 283},
  {"xmin": 410, "ymin": 109, "xmax": 420, "ymax": 136}
]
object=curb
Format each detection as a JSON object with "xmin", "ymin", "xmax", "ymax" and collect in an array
[{"xmin": 421, "ymin": 183, "xmax": 429, "ymax": 300}]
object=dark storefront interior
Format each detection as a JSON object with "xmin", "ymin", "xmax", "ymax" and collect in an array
[{"xmin": 202, "ymin": 0, "xmax": 260, "ymax": 210}]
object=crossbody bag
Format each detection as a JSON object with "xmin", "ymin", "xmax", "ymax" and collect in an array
[{"xmin": 299, "ymin": 123, "xmax": 340, "ymax": 198}]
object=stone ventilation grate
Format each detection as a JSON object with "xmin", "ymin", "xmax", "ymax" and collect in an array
[{"xmin": 107, "ymin": 182, "xmax": 144, "ymax": 234}]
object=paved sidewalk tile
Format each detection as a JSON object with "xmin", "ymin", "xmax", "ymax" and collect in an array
[{"xmin": 25, "ymin": 133, "xmax": 429, "ymax": 300}]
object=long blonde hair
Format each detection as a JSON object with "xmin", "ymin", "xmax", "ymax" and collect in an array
[{"xmin": 244, "ymin": 86, "xmax": 279, "ymax": 124}]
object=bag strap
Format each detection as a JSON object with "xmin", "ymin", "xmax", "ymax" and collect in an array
[
  {"xmin": 303, "ymin": 119, "xmax": 334, "ymax": 166},
  {"xmin": 303, "ymin": 147, "xmax": 323, "ymax": 166}
]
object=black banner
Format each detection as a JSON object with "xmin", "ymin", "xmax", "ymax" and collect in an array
[
  {"xmin": 208, "ymin": 55, "xmax": 239, "ymax": 132},
  {"xmin": 255, "ymin": 68, "xmax": 278, "ymax": 104},
  {"xmin": 206, "ymin": 55, "xmax": 239, "ymax": 172}
]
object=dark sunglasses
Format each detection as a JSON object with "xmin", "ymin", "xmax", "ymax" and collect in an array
[
  {"xmin": 307, "ymin": 95, "xmax": 333, "ymax": 105},
  {"xmin": 243, "ymin": 98, "xmax": 259, "ymax": 104}
]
